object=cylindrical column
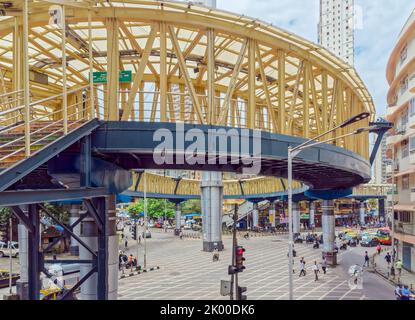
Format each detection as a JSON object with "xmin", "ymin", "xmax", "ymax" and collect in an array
[
  {"xmin": 16, "ymin": 205, "xmax": 29, "ymax": 300},
  {"xmin": 322, "ymin": 200, "xmax": 337, "ymax": 265},
  {"xmin": 80, "ymin": 196, "xmax": 118, "ymax": 300},
  {"xmin": 292, "ymin": 202, "xmax": 300, "ymax": 235},
  {"xmin": 269, "ymin": 202, "xmax": 276, "ymax": 228},
  {"xmin": 359, "ymin": 202, "xmax": 366, "ymax": 226},
  {"xmin": 107, "ymin": 196, "xmax": 118, "ymax": 300},
  {"xmin": 69, "ymin": 204, "xmax": 80, "ymax": 256},
  {"xmin": 252, "ymin": 202, "xmax": 259, "ymax": 229},
  {"xmin": 309, "ymin": 201, "xmax": 315, "ymax": 229},
  {"xmin": 200, "ymin": 171, "xmax": 224, "ymax": 252},
  {"xmin": 174, "ymin": 203, "xmax": 181, "ymax": 236}
]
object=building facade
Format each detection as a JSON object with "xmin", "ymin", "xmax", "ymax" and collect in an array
[
  {"xmin": 318, "ymin": 0, "xmax": 355, "ymax": 65},
  {"xmin": 385, "ymin": 8, "xmax": 415, "ymax": 272},
  {"xmin": 372, "ymin": 129, "xmax": 389, "ymax": 185}
]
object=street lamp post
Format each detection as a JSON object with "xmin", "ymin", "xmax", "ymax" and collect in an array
[
  {"xmin": 144, "ymin": 171, "xmax": 147, "ymax": 269},
  {"xmin": 287, "ymin": 112, "xmax": 372, "ymax": 300}
]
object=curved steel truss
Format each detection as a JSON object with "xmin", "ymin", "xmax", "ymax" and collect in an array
[{"xmin": 0, "ymin": 0, "xmax": 374, "ymax": 166}]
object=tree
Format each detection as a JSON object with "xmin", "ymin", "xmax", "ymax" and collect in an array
[
  {"xmin": 127, "ymin": 199, "xmax": 175, "ymax": 220},
  {"xmin": 181, "ymin": 200, "xmax": 201, "ymax": 215}
]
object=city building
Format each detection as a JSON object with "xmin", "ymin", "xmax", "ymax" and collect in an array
[
  {"xmin": 318, "ymin": 0, "xmax": 355, "ymax": 65},
  {"xmin": 372, "ymin": 129, "xmax": 389, "ymax": 185},
  {"xmin": 385, "ymin": 8, "xmax": 415, "ymax": 272}
]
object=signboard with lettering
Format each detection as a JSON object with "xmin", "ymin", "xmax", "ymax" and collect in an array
[{"xmin": 92, "ymin": 71, "xmax": 132, "ymax": 84}]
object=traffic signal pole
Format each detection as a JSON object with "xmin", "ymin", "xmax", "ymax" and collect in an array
[{"xmin": 230, "ymin": 204, "xmax": 238, "ymax": 300}]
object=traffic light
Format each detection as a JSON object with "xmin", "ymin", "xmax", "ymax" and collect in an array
[
  {"xmin": 235, "ymin": 246, "xmax": 246, "ymax": 272},
  {"xmin": 228, "ymin": 265, "xmax": 238, "ymax": 275},
  {"xmin": 237, "ymin": 286, "xmax": 247, "ymax": 300},
  {"xmin": 131, "ymin": 224, "xmax": 137, "ymax": 240}
]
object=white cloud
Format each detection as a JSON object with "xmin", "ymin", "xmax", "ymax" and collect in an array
[{"xmin": 217, "ymin": 0, "xmax": 415, "ymax": 117}]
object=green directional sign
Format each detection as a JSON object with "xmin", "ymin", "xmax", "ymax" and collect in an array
[
  {"xmin": 119, "ymin": 70, "xmax": 132, "ymax": 83},
  {"xmin": 92, "ymin": 70, "xmax": 132, "ymax": 84}
]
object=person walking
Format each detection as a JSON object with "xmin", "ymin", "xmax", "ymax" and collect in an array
[
  {"xmin": 321, "ymin": 257, "xmax": 328, "ymax": 274},
  {"xmin": 363, "ymin": 251, "xmax": 370, "ymax": 267},
  {"xmin": 299, "ymin": 258, "xmax": 306, "ymax": 277},
  {"xmin": 124, "ymin": 235, "xmax": 129, "ymax": 249},
  {"xmin": 395, "ymin": 259, "xmax": 403, "ymax": 277},
  {"xmin": 312, "ymin": 261, "xmax": 320, "ymax": 281},
  {"xmin": 376, "ymin": 244, "xmax": 382, "ymax": 255},
  {"xmin": 138, "ymin": 234, "xmax": 142, "ymax": 245},
  {"xmin": 179, "ymin": 229, "xmax": 183, "ymax": 240},
  {"xmin": 385, "ymin": 252, "xmax": 392, "ymax": 268}
]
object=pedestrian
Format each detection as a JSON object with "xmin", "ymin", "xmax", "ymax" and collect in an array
[
  {"xmin": 138, "ymin": 234, "xmax": 141, "ymax": 244},
  {"xmin": 363, "ymin": 251, "xmax": 370, "ymax": 267},
  {"xmin": 376, "ymin": 244, "xmax": 382, "ymax": 255},
  {"xmin": 394, "ymin": 284, "xmax": 402, "ymax": 300},
  {"xmin": 312, "ymin": 261, "xmax": 320, "ymax": 281},
  {"xmin": 385, "ymin": 252, "xmax": 392, "ymax": 267},
  {"xmin": 299, "ymin": 257, "xmax": 306, "ymax": 277},
  {"xmin": 321, "ymin": 257, "xmax": 328, "ymax": 274},
  {"xmin": 124, "ymin": 235, "xmax": 128, "ymax": 249},
  {"xmin": 400, "ymin": 285, "xmax": 411, "ymax": 300},
  {"xmin": 128, "ymin": 254, "xmax": 134, "ymax": 271},
  {"xmin": 179, "ymin": 229, "xmax": 183, "ymax": 240},
  {"xmin": 395, "ymin": 259, "xmax": 403, "ymax": 277}
]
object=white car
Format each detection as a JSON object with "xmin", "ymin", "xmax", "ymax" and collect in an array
[{"xmin": 0, "ymin": 241, "xmax": 19, "ymax": 258}]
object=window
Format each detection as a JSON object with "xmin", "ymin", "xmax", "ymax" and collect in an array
[
  {"xmin": 402, "ymin": 108, "xmax": 409, "ymax": 126},
  {"xmin": 400, "ymin": 76, "xmax": 409, "ymax": 95},
  {"xmin": 401, "ymin": 140, "xmax": 409, "ymax": 158},
  {"xmin": 402, "ymin": 174, "xmax": 410, "ymax": 190},
  {"xmin": 410, "ymin": 98, "xmax": 415, "ymax": 117},
  {"xmin": 410, "ymin": 136, "xmax": 415, "ymax": 153},
  {"xmin": 400, "ymin": 45, "xmax": 408, "ymax": 65},
  {"xmin": 399, "ymin": 211, "xmax": 411, "ymax": 223}
]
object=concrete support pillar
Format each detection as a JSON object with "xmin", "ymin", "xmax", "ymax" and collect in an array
[
  {"xmin": 292, "ymin": 202, "xmax": 300, "ymax": 234},
  {"xmin": 174, "ymin": 203, "xmax": 181, "ymax": 236},
  {"xmin": 379, "ymin": 198, "xmax": 385, "ymax": 222},
  {"xmin": 322, "ymin": 200, "xmax": 337, "ymax": 265},
  {"xmin": 252, "ymin": 202, "xmax": 259, "ymax": 229},
  {"xmin": 360, "ymin": 202, "xmax": 366, "ymax": 226},
  {"xmin": 16, "ymin": 205, "xmax": 29, "ymax": 300},
  {"xmin": 309, "ymin": 201, "xmax": 315, "ymax": 229},
  {"xmin": 80, "ymin": 195, "xmax": 118, "ymax": 300},
  {"xmin": 269, "ymin": 202, "xmax": 276, "ymax": 228},
  {"xmin": 69, "ymin": 204, "xmax": 80, "ymax": 256},
  {"xmin": 201, "ymin": 171, "xmax": 224, "ymax": 252}
]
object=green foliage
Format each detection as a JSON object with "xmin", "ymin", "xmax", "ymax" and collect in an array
[
  {"xmin": 127, "ymin": 199, "xmax": 175, "ymax": 219},
  {"xmin": 0, "ymin": 207, "xmax": 12, "ymax": 225},
  {"xmin": 368, "ymin": 199, "xmax": 378, "ymax": 210},
  {"xmin": 42, "ymin": 204, "xmax": 69, "ymax": 225},
  {"xmin": 181, "ymin": 200, "xmax": 201, "ymax": 215}
]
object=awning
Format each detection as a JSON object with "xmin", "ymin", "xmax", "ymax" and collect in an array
[{"xmin": 394, "ymin": 204, "xmax": 415, "ymax": 212}]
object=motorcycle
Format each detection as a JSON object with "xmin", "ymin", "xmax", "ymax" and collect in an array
[
  {"xmin": 313, "ymin": 242, "xmax": 320, "ymax": 249},
  {"xmin": 340, "ymin": 243, "xmax": 348, "ymax": 250}
]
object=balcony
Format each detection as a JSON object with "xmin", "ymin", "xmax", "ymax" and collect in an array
[
  {"xmin": 411, "ymin": 152, "xmax": 415, "ymax": 165},
  {"xmin": 411, "ymin": 188, "xmax": 415, "ymax": 202},
  {"xmin": 395, "ymin": 222, "xmax": 415, "ymax": 236}
]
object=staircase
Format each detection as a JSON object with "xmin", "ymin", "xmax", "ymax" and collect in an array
[
  {"xmin": 224, "ymin": 200, "xmax": 270, "ymax": 228},
  {"xmin": 0, "ymin": 121, "xmax": 84, "ymax": 170}
]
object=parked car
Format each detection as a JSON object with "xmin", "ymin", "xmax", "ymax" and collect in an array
[
  {"xmin": 0, "ymin": 241, "xmax": 19, "ymax": 258},
  {"xmin": 154, "ymin": 222, "xmax": 163, "ymax": 228}
]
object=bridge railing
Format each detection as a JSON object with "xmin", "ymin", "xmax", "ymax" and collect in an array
[{"xmin": 0, "ymin": 86, "xmax": 92, "ymax": 166}]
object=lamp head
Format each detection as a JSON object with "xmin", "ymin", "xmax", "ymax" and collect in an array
[{"xmin": 340, "ymin": 112, "xmax": 370, "ymax": 128}]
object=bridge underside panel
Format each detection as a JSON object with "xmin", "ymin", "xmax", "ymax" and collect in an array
[{"xmin": 89, "ymin": 122, "xmax": 371, "ymax": 191}]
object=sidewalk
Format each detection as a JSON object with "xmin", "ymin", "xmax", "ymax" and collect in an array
[{"xmin": 373, "ymin": 249, "xmax": 415, "ymax": 291}]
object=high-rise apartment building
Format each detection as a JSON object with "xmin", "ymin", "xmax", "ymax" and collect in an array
[
  {"xmin": 318, "ymin": 0, "xmax": 355, "ymax": 65},
  {"xmin": 372, "ymin": 129, "xmax": 389, "ymax": 185},
  {"xmin": 385, "ymin": 8, "xmax": 415, "ymax": 273}
]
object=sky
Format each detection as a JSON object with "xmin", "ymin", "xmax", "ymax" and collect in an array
[{"xmin": 216, "ymin": 0, "xmax": 415, "ymax": 117}]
